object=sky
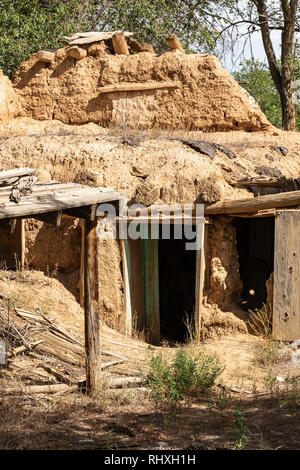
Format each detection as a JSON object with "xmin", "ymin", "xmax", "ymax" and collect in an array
[{"xmin": 221, "ymin": 29, "xmax": 283, "ymax": 72}]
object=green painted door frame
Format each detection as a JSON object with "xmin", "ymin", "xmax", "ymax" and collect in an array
[{"xmin": 143, "ymin": 238, "xmax": 160, "ymax": 345}]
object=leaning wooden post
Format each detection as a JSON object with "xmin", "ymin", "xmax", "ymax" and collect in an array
[
  {"xmin": 79, "ymin": 219, "xmax": 85, "ymax": 308},
  {"xmin": 84, "ymin": 217, "xmax": 101, "ymax": 396},
  {"xmin": 112, "ymin": 31, "xmax": 130, "ymax": 55}
]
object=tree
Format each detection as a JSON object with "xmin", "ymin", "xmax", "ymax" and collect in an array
[
  {"xmin": 0, "ymin": 0, "xmax": 218, "ymax": 78},
  {"xmin": 90, "ymin": 0, "xmax": 217, "ymax": 53},
  {"xmin": 234, "ymin": 58, "xmax": 300, "ymax": 129},
  {"xmin": 0, "ymin": 0, "xmax": 94, "ymax": 78},
  {"xmin": 215, "ymin": 0, "xmax": 300, "ymax": 131}
]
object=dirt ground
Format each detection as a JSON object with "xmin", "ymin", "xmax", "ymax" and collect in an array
[{"xmin": 0, "ymin": 270, "xmax": 299, "ymax": 451}]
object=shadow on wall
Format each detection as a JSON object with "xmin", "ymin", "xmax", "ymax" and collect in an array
[
  {"xmin": 24, "ymin": 218, "xmax": 82, "ymax": 300},
  {"xmin": 14, "ymin": 61, "xmax": 47, "ymax": 90}
]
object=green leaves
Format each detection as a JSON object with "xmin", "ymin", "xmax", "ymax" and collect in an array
[
  {"xmin": 147, "ymin": 348, "xmax": 224, "ymax": 409},
  {"xmin": 0, "ymin": 0, "xmax": 221, "ymax": 79},
  {"xmin": 0, "ymin": 0, "xmax": 93, "ymax": 78},
  {"xmin": 233, "ymin": 58, "xmax": 300, "ymax": 130}
]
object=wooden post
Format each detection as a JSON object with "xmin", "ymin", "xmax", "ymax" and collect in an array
[
  {"xmin": 112, "ymin": 31, "xmax": 130, "ymax": 55},
  {"xmin": 35, "ymin": 51, "xmax": 55, "ymax": 63},
  {"xmin": 66, "ymin": 46, "xmax": 87, "ymax": 60},
  {"xmin": 165, "ymin": 34, "xmax": 185, "ymax": 53},
  {"xmin": 84, "ymin": 218, "xmax": 101, "ymax": 396},
  {"xmin": 79, "ymin": 219, "xmax": 85, "ymax": 308},
  {"xmin": 20, "ymin": 219, "xmax": 25, "ymax": 270},
  {"xmin": 120, "ymin": 239, "xmax": 132, "ymax": 336},
  {"xmin": 194, "ymin": 222, "xmax": 206, "ymax": 337}
]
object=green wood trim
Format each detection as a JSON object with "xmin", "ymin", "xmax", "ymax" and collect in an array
[{"xmin": 143, "ymin": 238, "xmax": 160, "ymax": 345}]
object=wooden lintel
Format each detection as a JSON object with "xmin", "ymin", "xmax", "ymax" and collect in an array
[
  {"xmin": 63, "ymin": 204, "xmax": 97, "ymax": 221},
  {"xmin": 98, "ymin": 82, "xmax": 180, "ymax": 94},
  {"xmin": 228, "ymin": 210, "xmax": 276, "ymax": 218},
  {"xmin": 0, "ymin": 218, "xmax": 17, "ymax": 234},
  {"xmin": 33, "ymin": 211, "xmax": 62, "ymax": 227}
]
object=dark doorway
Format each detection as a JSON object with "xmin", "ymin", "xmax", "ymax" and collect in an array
[
  {"xmin": 234, "ymin": 217, "xmax": 274, "ymax": 311},
  {"xmin": 158, "ymin": 224, "xmax": 196, "ymax": 342}
]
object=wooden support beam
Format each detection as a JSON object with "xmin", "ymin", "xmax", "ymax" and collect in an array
[
  {"xmin": 84, "ymin": 218, "xmax": 101, "ymax": 395},
  {"xmin": 205, "ymin": 190, "xmax": 300, "ymax": 215},
  {"xmin": 0, "ymin": 218, "xmax": 16, "ymax": 233},
  {"xmin": 33, "ymin": 211, "xmax": 62, "ymax": 227},
  {"xmin": 0, "ymin": 189, "xmax": 121, "ymax": 220},
  {"xmin": 20, "ymin": 219, "xmax": 25, "ymax": 270},
  {"xmin": 79, "ymin": 219, "xmax": 85, "ymax": 308},
  {"xmin": 35, "ymin": 50, "xmax": 55, "ymax": 63},
  {"xmin": 112, "ymin": 31, "xmax": 129, "ymax": 55},
  {"xmin": 194, "ymin": 223, "xmax": 207, "ymax": 336},
  {"xmin": 66, "ymin": 46, "xmax": 87, "ymax": 60},
  {"xmin": 63, "ymin": 204, "xmax": 96, "ymax": 221},
  {"xmin": 120, "ymin": 239, "xmax": 132, "ymax": 336},
  {"xmin": 98, "ymin": 81, "xmax": 179, "ymax": 94},
  {"xmin": 165, "ymin": 34, "xmax": 185, "ymax": 53},
  {"xmin": 228, "ymin": 179, "xmax": 282, "ymax": 187}
]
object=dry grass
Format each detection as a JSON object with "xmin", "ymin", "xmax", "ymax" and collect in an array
[{"xmin": 248, "ymin": 304, "xmax": 273, "ymax": 339}]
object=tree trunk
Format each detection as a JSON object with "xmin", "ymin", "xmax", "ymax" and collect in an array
[
  {"xmin": 280, "ymin": 86, "xmax": 296, "ymax": 131},
  {"xmin": 253, "ymin": 0, "xmax": 298, "ymax": 131},
  {"xmin": 280, "ymin": 0, "xmax": 298, "ymax": 131}
]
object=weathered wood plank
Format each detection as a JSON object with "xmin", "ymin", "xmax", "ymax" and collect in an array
[
  {"xmin": 0, "ymin": 189, "xmax": 122, "ymax": 220},
  {"xmin": 205, "ymin": 190, "xmax": 300, "ymax": 215},
  {"xmin": 66, "ymin": 46, "xmax": 87, "ymax": 59},
  {"xmin": 65, "ymin": 31, "xmax": 134, "ymax": 46},
  {"xmin": 98, "ymin": 82, "xmax": 180, "ymax": 94},
  {"xmin": 194, "ymin": 223, "xmax": 206, "ymax": 336},
  {"xmin": 35, "ymin": 51, "xmax": 55, "ymax": 63},
  {"xmin": 84, "ymin": 218, "xmax": 101, "ymax": 395},
  {"xmin": 121, "ymin": 238, "xmax": 132, "ymax": 336},
  {"xmin": 112, "ymin": 31, "xmax": 129, "ymax": 55},
  {"xmin": 273, "ymin": 210, "xmax": 300, "ymax": 340},
  {"xmin": 79, "ymin": 220, "xmax": 85, "ymax": 308}
]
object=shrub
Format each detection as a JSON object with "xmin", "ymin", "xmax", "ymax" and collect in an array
[
  {"xmin": 254, "ymin": 339, "xmax": 290, "ymax": 366},
  {"xmin": 147, "ymin": 348, "xmax": 224, "ymax": 408}
]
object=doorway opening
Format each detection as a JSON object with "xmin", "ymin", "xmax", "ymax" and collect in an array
[
  {"xmin": 158, "ymin": 224, "xmax": 196, "ymax": 342},
  {"xmin": 234, "ymin": 217, "xmax": 274, "ymax": 311}
]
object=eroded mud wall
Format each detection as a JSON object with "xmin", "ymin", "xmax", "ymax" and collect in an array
[
  {"xmin": 13, "ymin": 50, "xmax": 271, "ymax": 132},
  {"xmin": 206, "ymin": 216, "xmax": 243, "ymax": 309}
]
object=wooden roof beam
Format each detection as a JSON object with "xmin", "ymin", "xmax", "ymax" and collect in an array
[{"xmin": 204, "ymin": 190, "xmax": 300, "ymax": 215}]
